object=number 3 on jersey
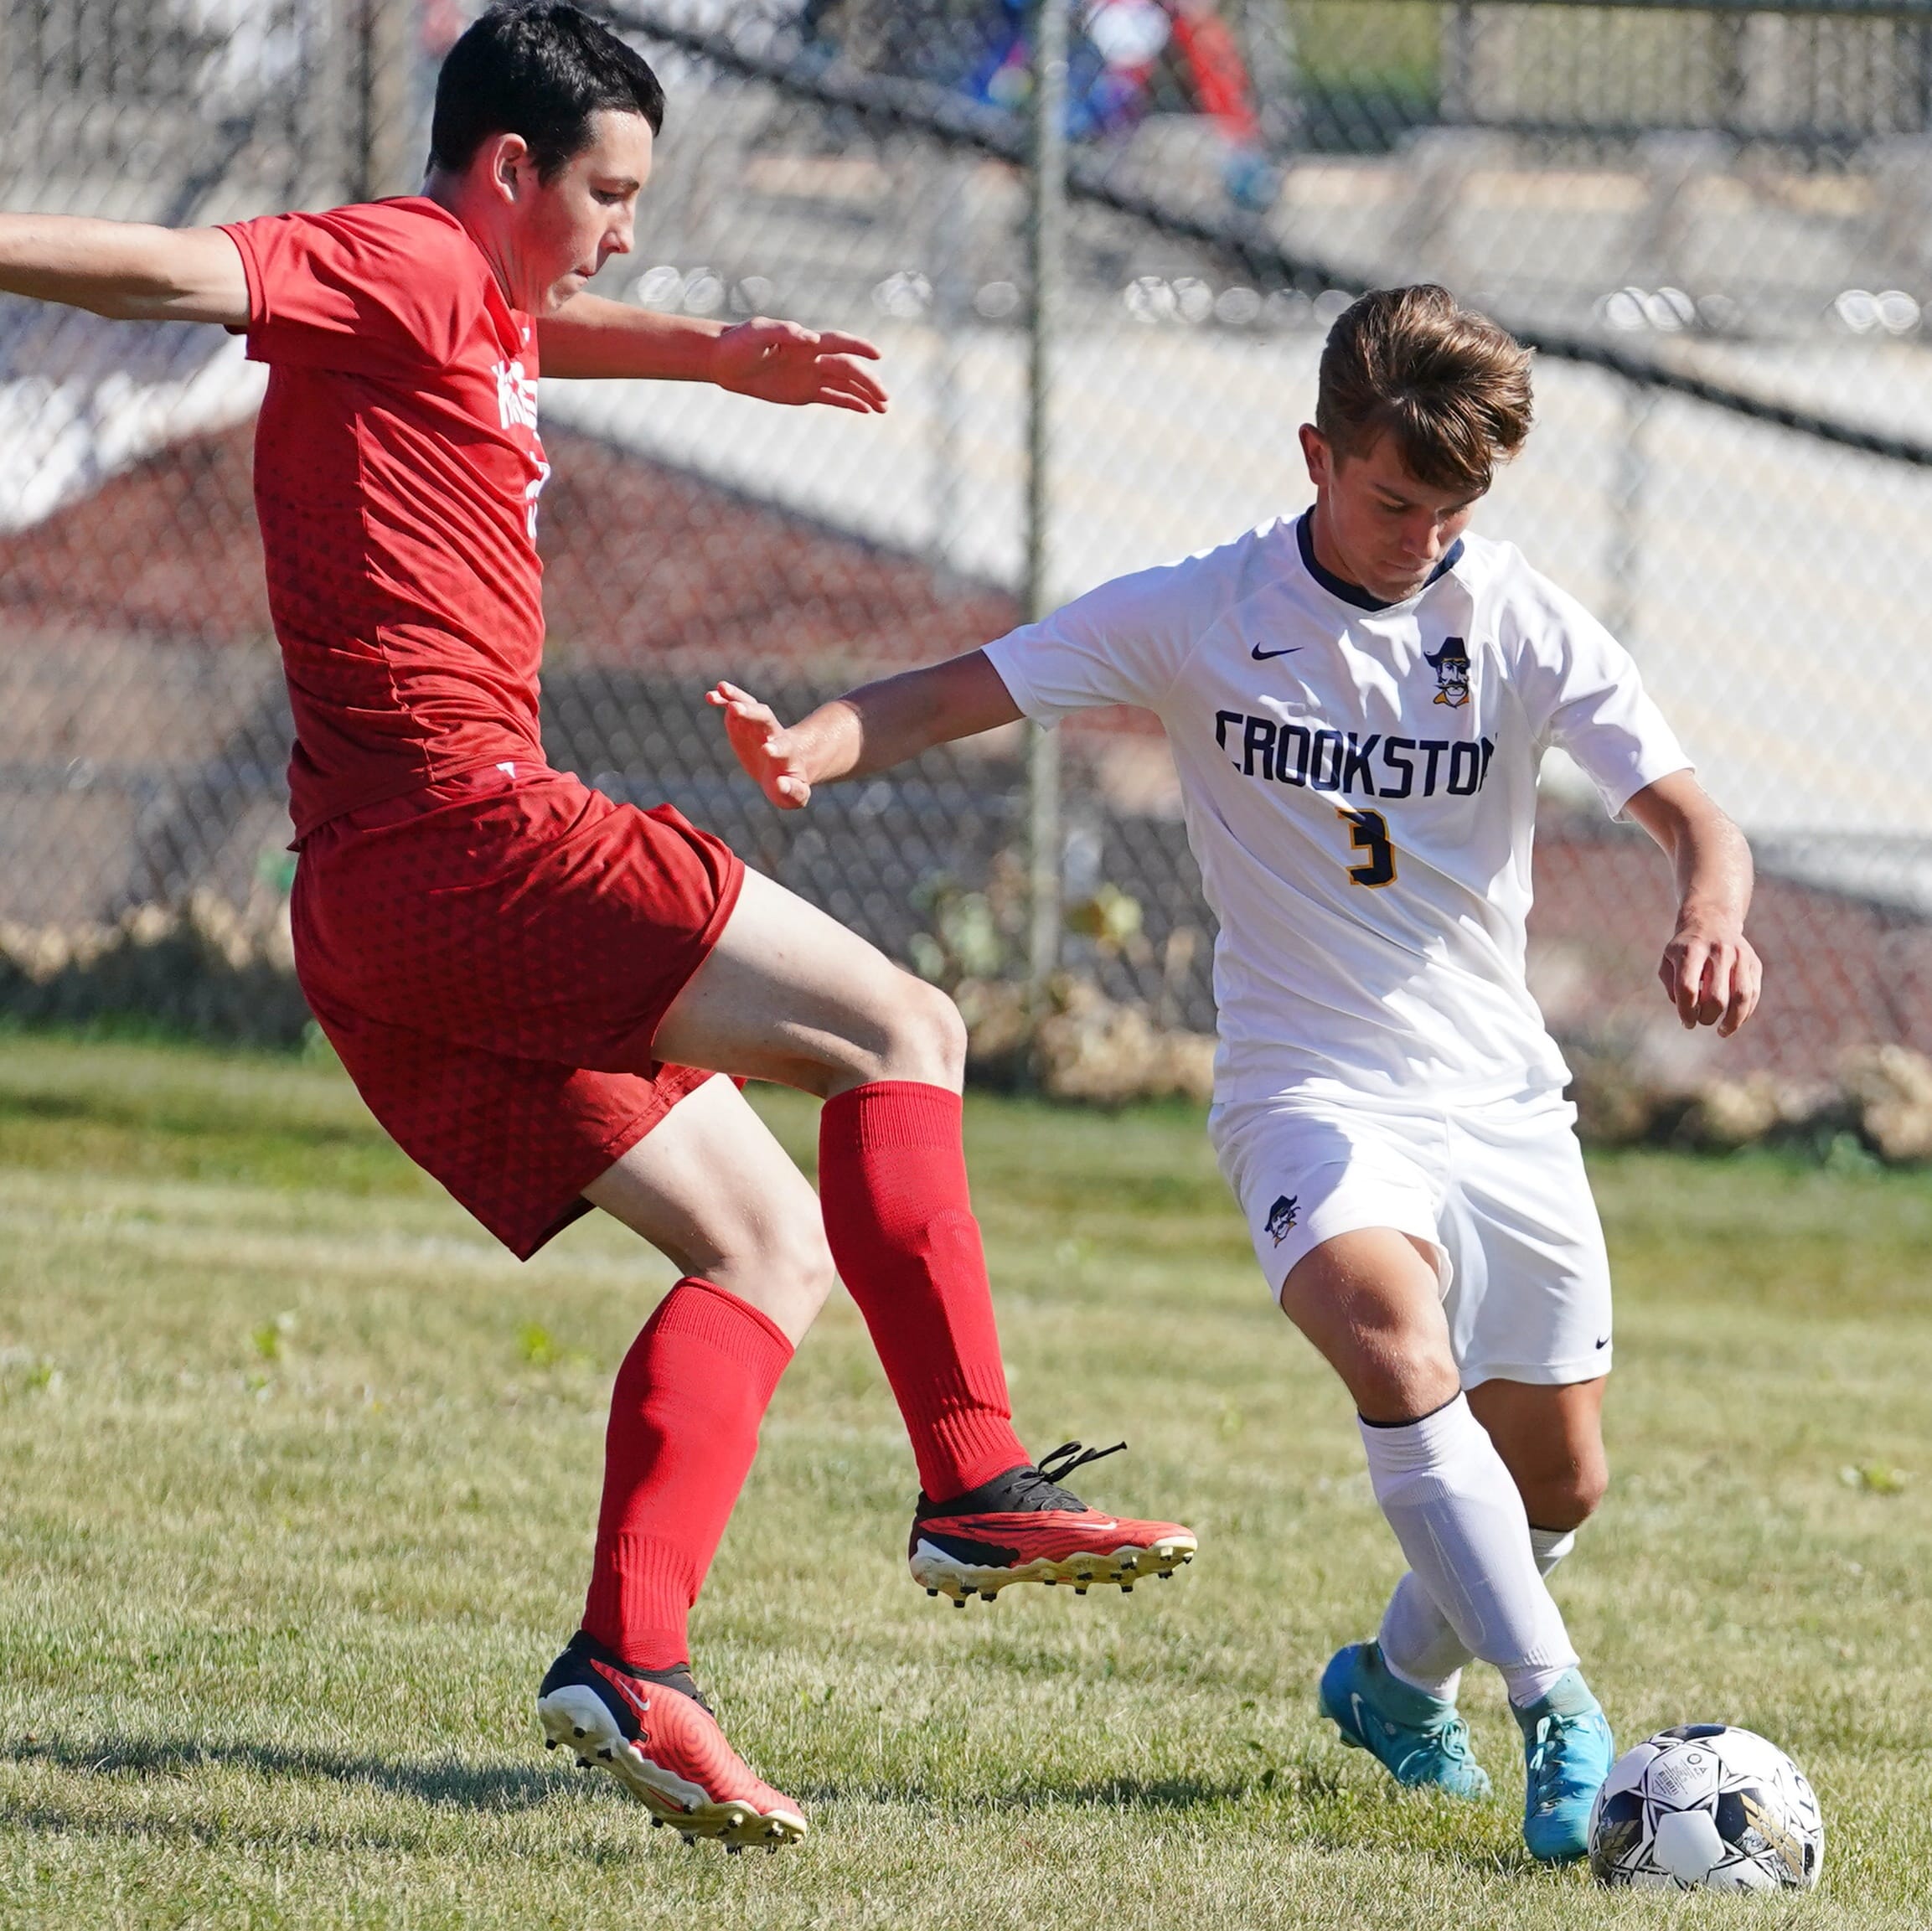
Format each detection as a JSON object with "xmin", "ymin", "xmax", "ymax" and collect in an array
[{"xmin": 1335, "ymin": 808, "xmax": 1396, "ymax": 888}]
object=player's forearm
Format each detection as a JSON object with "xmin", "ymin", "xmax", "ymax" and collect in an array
[
  {"xmin": 1628, "ymin": 774, "xmax": 1754, "ymax": 931},
  {"xmin": 785, "ymin": 679, "xmax": 941, "ymax": 787},
  {"xmin": 536, "ymin": 295, "xmax": 726, "ymax": 380},
  {"xmin": 805, "ymin": 655, "xmax": 1024, "ymax": 786},
  {"xmin": 1671, "ymin": 805, "xmax": 1754, "ymax": 932},
  {"xmin": 0, "ymin": 214, "xmax": 245, "ymax": 323}
]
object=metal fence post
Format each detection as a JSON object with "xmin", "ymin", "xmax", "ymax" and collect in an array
[
  {"xmin": 357, "ymin": 0, "xmax": 421, "ymax": 202},
  {"xmin": 1604, "ymin": 377, "xmax": 1655, "ymax": 648},
  {"xmin": 927, "ymin": 162, "xmax": 969, "ymax": 590},
  {"xmin": 1440, "ymin": 1, "xmax": 1477, "ymax": 122},
  {"xmin": 1025, "ymin": 0, "xmax": 1069, "ymax": 1002}
]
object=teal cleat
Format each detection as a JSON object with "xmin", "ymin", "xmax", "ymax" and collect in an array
[
  {"xmin": 1512, "ymin": 1670, "xmax": 1614, "ymax": 1862},
  {"xmin": 1318, "ymin": 1642, "xmax": 1493, "ymax": 1800}
]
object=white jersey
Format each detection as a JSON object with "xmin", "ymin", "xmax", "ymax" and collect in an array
[{"xmin": 983, "ymin": 514, "xmax": 1690, "ymax": 1109}]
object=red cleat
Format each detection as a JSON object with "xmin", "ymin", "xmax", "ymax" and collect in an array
[
  {"xmin": 908, "ymin": 1441, "xmax": 1199, "ymax": 1605},
  {"xmin": 536, "ymin": 1634, "xmax": 807, "ymax": 1850}
]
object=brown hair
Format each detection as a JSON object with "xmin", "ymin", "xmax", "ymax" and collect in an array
[{"xmin": 1315, "ymin": 285, "xmax": 1534, "ymax": 496}]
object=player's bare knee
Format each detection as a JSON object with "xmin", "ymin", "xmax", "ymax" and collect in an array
[
  {"xmin": 1567, "ymin": 1450, "xmax": 1610, "ymax": 1524},
  {"xmin": 706, "ymin": 1207, "xmax": 836, "ymax": 1329},
  {"xmin": 743, "ymin": 1196, "xmax": 830, "ymax": 1286},
  {"xmin": 783, "ymin": 1221, "xmax": 839, "ymax": 1316},
  {"xmin": 1521, "ymin": 1455, "xmax": 1608, "ymax": 1532},
  {"xmin": 1349, "ymin": 1335, "xmax": 1460, "ymax": 1426},
  {"xmin": 879, "ymin": 976, "xmax": 967, "ymax": 1088}
]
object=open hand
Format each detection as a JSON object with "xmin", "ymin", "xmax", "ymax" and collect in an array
[
  {"xmin": 711, "ymin": 318, "xmax": 886, "ymax": 414},
  {"xmin": 1659, "ymin": 919, "xmax": 1762, "ymax": 1036},
  {"xmin": 708, "ymin": 681, "xmax": 814, "ymax": 808}
]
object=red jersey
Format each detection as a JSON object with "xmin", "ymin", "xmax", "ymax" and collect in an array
[{"xmin": 221, "ymin": 198, "xmax": 552, "ymax": 837}]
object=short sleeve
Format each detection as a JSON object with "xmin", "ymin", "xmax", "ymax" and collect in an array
[
  {"xmin": 1506, "ymin": 560, "xmax": 1691, "ymax": 818},
  {"xmin": 983, "ymin": 542, "xmax": 1236, "ymax": 724},
  {"xmin": 220, "ymin": 200, "xmax": 482, "ymax": 377}
]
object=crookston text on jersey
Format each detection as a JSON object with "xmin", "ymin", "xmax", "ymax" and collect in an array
[{"xmin": 1214, "ymin": 710, "xmax": 1496, "ymax": 800}]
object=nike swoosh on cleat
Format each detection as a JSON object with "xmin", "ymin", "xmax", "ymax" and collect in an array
[
  {"xmin": 591, "ymin": 1662, "xmax": 651, "ymax": 1722},
  {"xmin": 1251, "ymin": 644, "xmax": 1302, "ymax": 660}
]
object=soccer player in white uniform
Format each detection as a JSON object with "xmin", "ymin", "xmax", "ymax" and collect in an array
[{"xmin": 710, "ymin": 286, "xmax": 1761, "ymax": 1861}]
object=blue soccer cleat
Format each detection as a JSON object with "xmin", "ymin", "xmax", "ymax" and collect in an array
[
  {"xmin": 1513, "ymin": 1669, "xmax": 1614, "ymax": 1862},
  {"xmin": 1319, "ymin": 1641, "xmax": 1493, "ymax": 1800}
]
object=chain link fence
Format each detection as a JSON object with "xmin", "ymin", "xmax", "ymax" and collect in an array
[{"xmin": 8, "ymin": 0, "xmax": 1932, "ymax": 1137}]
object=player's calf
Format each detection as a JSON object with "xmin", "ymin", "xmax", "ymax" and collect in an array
[{"xmin": 1466, "ymin": 1375, "xmax": 1609, "ymax": 1536}]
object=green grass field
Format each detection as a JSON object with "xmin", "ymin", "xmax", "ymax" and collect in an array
[{"xmin": 1, "ymin": 1034, "xmax": 1928, "ymax": 1928}]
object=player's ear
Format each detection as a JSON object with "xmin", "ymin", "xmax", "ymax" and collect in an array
[
  {"xmin": 1298, "ymin": 423, "xmax": 1330, "ymax": 489},
  {"xmin": 487, "ymin": 133, "xmax": 533, "ymax": 204}
]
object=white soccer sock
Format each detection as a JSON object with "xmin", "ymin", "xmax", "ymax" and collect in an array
[
  {"xmin": 1379, "ymin": 1523, "xmax": 1578, "ymax": 1702},
  {"xmin": 1357, "ymin": 1396, "xmax": 1577, "ymax": 1707}
]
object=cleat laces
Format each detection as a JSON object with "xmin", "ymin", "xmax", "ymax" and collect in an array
[
  {"xmin": 919, "ymin": 1439, "xmax": 1129, "ymax": 1517},
  {"xmin": 1525, "ymin": 1710, "xmax": 1593, "ymax": 1814},
  {"xmin": 1395, "ymin": 1712, "xmax": 1481, "ymax": 1787},
  {"xmin": 1035, "ymin": 1439, "xmax": 1127, "ymax": 1490}
]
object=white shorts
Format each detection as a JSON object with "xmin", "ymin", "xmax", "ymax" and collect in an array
[{"xmin": 1209, "ymin": 1087, "xmax": 1613, "ymax": 1387}]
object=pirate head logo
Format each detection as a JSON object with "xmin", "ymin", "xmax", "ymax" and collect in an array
[
  {"xmin": 1423, "ymin": 634, "xmax": 1471, "ymax": 709},
  {"xmin": 1264, "ymin": 1194, "xmax": 1299, "ymax": 1246}
]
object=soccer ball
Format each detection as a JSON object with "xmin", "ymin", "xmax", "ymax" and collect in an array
[{"xmin": 1588, "ymin": 1725, "xmax": 1824, "ymax": 1891}]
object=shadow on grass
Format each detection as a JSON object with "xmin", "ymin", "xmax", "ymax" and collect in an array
[
  {"xmin": 6, "ymin": 1732, "xmax": 562, "ymax": 1812},
  {"xmin": 8, "ymin": 1735, "xmax": 1547, "ymax": 1880},
  {"xmin": 799, "ymin": 1764, "xmax": 1543, "ymax": 1879},
  {"xmin": 3, "ymin": 1733, "xmax": 727, "ymax": 1867}
]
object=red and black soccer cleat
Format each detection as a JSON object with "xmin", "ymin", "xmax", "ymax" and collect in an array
[
  {"xmin": 908, "ymin": 1440, "xmax": 1198, "ymax": 1606},
  {"xmin": 536, "ymin": 1632, "xmax": 807, "ymax": 1851}
]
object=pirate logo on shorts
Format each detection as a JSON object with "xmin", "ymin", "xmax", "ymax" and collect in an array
[
  {"xmin": 1265, "ymin": 1194, "xmax": 1299, "ymax": 1245},
  {"xmin": 1423, "ymin": 634, "xmax": 1471, "ymax": 709}
]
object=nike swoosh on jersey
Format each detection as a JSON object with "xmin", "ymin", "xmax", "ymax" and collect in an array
[{"xmin": 1250, "ymin": 643, "xmax": 1303, "ymax": 660}]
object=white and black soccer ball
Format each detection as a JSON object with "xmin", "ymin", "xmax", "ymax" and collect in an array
[{"xmin": 1588, "ymin": 1724, "xmax": 1824, "ymax": 1892}]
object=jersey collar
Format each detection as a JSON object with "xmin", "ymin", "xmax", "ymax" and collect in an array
[{"xmin": 1294, "ymin": 509, "xmax": 1464, "ymax": 612}]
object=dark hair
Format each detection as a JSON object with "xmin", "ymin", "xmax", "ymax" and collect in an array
[
  {"xmin": 1315, "ymin": 285, "xmax": 1534, "ymax": 496},
  {"xmin": 430, "ymin": 2, "xmax": 665, "ymax": 182}
]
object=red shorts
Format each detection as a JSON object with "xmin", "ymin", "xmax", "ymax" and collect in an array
[{"xmin": 292, "ymin": 764, "xmax": 744, "ymax": 1258}]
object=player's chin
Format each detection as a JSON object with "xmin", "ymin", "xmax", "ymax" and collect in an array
[
  {"xmin": 544, "ymin": 273, "xmax": 591, "ymax": 312},
  {"xmin": 1373, "ymin": 564, "xmax": 1435, "ymax": 602}
]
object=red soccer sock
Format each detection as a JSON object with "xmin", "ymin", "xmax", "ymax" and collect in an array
[
  {"xmin": 581, "ymin": 1278, "xmax": 793, "ymax": 1670},
  {"xmin": 818, "ymin": 1080, "xmax": 1027, "ymax": 1500}
]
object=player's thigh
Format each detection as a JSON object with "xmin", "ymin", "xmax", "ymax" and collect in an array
[
  {"xmin": 1444, "ymin": 1097, "xmax": 1614, "ymax": 1391},
  {"xmin": 1467, "ymin": 1376, "xmax": 1608, "ymax": 1530},
  {"xmin": 1213, "ymin": 1099, "xmax": 1459, "ymax": 1417},
  {"xmin": 1280, "ymin": 1229, "xmax": 1461, "ymax": 1422},
  {"xmin": 652, "ymin": 865, "xmax": 965, "ymax": 1097},
  {"xmin": 582, "ymin": 1073, "xmax": 834, "ymax": 1345}
]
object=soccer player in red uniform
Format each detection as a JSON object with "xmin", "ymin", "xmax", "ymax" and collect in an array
[{"xmin": 0, "ymin": 2, "xmax": 1196, "ymax": 1848}]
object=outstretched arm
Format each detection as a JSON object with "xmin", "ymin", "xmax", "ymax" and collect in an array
[
  {"xmin": 537, "ymin": 295, "xmax": 886, "ymax": 412},
  {"xmin": 709, "ymin": 652, "xmax": 1022, "ymax": 808},
  {"xmin": 0, "ymin": 214, "xmax": 246, "ymax": 324},
  {"xmin": 1624, "ymin": 770, "xmax": 1762, "ymax": 1036}
]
